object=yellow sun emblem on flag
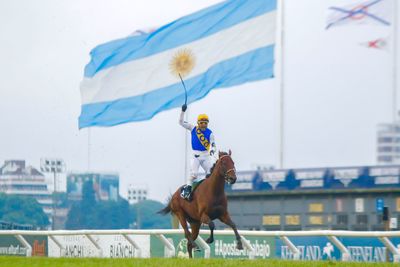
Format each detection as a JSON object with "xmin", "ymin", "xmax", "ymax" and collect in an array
[{"xmin": 169, "ymin": 48, "xmax": 196, "ymax": 78}]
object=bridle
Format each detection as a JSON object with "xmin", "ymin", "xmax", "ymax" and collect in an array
[{"xmin": 218, "ymin": 154, "xmax": 236, "ymax": 184}]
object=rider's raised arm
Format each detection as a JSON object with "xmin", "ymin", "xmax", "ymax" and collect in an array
[{"xmin": 179, "ymin": 111, "xmax": 194, "ymax": 131}]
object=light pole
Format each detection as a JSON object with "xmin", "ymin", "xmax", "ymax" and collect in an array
[{"xmin": 40, "ymin": 158, "xmax": 66, "ymax": 230}]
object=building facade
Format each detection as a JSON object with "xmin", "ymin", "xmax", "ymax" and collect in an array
[
  {"xmin": 218, "ymin": 165, "xmax": 400, "ymax": 231},
  {"xmin": 377, "ymin": 122, "xmax": 400, "ymax": 164},
  {"xmin": 127, "ymin": 185, "xmax": 148, "ymax": 205},
  {"xmin": 0, "ymin": 160, "xmax": 54, "ymax": 217},
  {"xmin": 67, "ymin": 172, "xmax": 119, "ymax": 201}
]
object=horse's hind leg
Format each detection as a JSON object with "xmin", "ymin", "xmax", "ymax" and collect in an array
[
  {"xmin": 200, "ymin": 214, "xmax": 215, "ymax": 244},
  {"xmin": 176, "ymin": 213, "xmax": 196, "ymax": 257},
  {"xmin": 219, "ymin": 213, "xmax": 243, "ymax": 250}
]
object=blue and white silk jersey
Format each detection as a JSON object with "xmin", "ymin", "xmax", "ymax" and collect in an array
[{"xmin": 191, "ymin": 127, "xmax": 212, "ymax": 151}]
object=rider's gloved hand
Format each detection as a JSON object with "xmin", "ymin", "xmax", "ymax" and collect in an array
[
  {"xmin": 182, "ymin": 104, "xmax": 187, "ymax": 112},
  {"xmin": 210, "ymin": 149, "xmax": 215, "ymax": 156}
]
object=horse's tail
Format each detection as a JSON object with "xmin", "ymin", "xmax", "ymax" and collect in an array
[{"xmin": 157, "ymin": 197, "xmax": 172, "ymax": 215}]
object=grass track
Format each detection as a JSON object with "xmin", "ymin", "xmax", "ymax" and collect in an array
[{"xmin": 0, "ymin": 257, "xmax": 397, "ymax": 267}]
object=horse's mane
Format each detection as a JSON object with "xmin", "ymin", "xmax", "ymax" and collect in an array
[
  {"xmin": 205, "ymin": 152, "xmax": 229, "ymax": 178},
  {"xmin": 206, "ymin": 163, "xmax": 216, "ymax": 178}
]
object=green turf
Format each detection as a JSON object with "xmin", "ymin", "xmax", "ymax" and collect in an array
[{"xmin": 0, "ymin": 257, "xmax": 397, "ymax": 267}]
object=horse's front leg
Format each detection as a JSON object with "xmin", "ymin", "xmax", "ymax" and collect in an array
[
  {"xmin": 188, "ymin": 222, "xmax": 201, "ymax": 256},
  {"xmin": 219, "ymin": 212, "xmax": 243, "ymax": 250},
  {"xmin": 200, "ymin": 214, "xmax": 215, "ymax": 244}
]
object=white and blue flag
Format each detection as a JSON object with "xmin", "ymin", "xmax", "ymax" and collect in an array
[{"xmin": 79, "ymin": 0, "xmax": 277, "ymax": 128}]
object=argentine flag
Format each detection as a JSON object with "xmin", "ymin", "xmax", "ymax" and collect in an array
[{"xmin": 79, "ymin": 0, "xmax": 277, "ymax": 128}]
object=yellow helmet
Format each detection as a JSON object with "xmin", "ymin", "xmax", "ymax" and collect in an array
[{"xmin": 197, "ymin": 114, "xmax": 209, "ymax": 122}]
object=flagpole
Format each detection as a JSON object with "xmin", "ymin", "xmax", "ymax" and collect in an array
[
  {"xmin": 88, "ymin": 128, "xmax": 91, "ymax": 171},
  {"xmin": 184, "ymin": 110, "xmax": 189, "ymax": 184},
  {"xmin": 393, "ymin": 0, "xmax": 398, "ymax": 123},
  {"xmin": 279, "ymin": 0, "xmax": 286, "ymax": 169}
]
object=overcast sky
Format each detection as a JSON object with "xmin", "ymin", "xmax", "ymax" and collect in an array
[{"xmin": 0, "ymin": 0, "xmax": 399, "ymax": 201}]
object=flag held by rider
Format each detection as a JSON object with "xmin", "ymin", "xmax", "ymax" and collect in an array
[{"xmin": 79, "ymin": 0, "xmax": 277, "ymax": 128}]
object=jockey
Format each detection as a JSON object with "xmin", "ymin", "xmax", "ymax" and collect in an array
[{"xmin": 179, "ymin": 104, "xmax": 217, "ymax": 200}]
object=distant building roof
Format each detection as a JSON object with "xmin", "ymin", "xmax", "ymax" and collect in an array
[{"xmin": 0, "ymin": 160, "xmax": 44, "ymax": 176}]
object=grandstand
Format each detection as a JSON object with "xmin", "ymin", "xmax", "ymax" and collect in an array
[{"xmin": 221, "ymin": 165, "xmax": 400, "ymax": 231}]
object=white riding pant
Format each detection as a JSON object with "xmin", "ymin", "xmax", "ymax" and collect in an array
[{"xmin": 187, "ymin": 151, "xmax": 214, "ymax": 186}]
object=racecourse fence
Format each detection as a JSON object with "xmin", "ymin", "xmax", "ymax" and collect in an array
[
  {"xmin": 0, "ymin": 229, "xmax": 399, "ymax": 262},
  {"xmin": 0, "ymin": 221, "xmax": 34, "ymax": 230}
]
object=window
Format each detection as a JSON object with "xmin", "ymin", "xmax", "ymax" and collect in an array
[
  {"xmin": 285, "ymin": 215, "xmax": 300, "ymax": 225},
  {"xmin": 337, "ymin": 214, "xmax": 348, "ymax": 225},
  {"xmin": 309, "ymin": 203, "xmax": 324, "ymax": 213},
  {"xmin": 378, "ymin": 156, "xmax": 393, "ymax": 162},
  {"xmin": 309, "ymin": 216, "xmax": 323, "ymax": 225},
  {"xmin": 262, "ymin": 215, "xmax": 280, "ymax": 226},
  {"xmin": 356, "ymin": 214, "xmax": 368, "ymax": 225},
  {"xmin": 378, "ymin": 147, "xmax": 393, "ymax": 152},
  {"xmin": 377, "ymin": 214, "xmax": 383, "ymax": 224},
  {"xmin": 378, "ymin": 137, "xmax": 393, "ymax": 143}
]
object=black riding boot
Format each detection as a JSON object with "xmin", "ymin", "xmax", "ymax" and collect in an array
[{"xmin": 180, "ymin": 185, "xmax": 192, "ymax": 201}]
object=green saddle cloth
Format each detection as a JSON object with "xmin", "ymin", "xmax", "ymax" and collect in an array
[{"xmin": 192, "ymin": 178, "xmax": 206, "ymax": 193}]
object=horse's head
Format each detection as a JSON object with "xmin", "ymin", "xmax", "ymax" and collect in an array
[{"xmin": 218, "ymin": 150, "xmax": 237, "ymax": 184}]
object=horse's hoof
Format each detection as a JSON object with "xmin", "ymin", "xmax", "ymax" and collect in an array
[
  {"xmin": 237, "ymin": 242, "xmax": 243, "ymax": 250},
  {"xmin": 206, "ymin": 237, "xmax": 214, "ymax": 244}
]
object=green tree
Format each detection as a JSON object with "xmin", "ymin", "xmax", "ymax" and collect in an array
[
  {"xmin": 65, "ymin": 180, "xmax": 95, "ymax": 229},
  {"xmin": 81, "ymin": 179, "xmax": 96, "ymax": 210},
  {"xmin": 131, "ymin": 200, "xmax": 171, "ymax": 229},
  {"xmin": 92, "ymin": 199, "xmax": 131, "ymax": 229},
  {"xmin": 0, "ymin": 193, "xmax": 49, "ymax": 228},
  {"xmin": 65, "ymin": 202, "xmax": 83, "ymax": 229},
  {"xmin": 66, "ymin": 180, "xmax": 132, "ymax": 229}
]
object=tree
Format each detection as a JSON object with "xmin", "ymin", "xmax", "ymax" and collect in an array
[
  {"xmin": 0, "ymin": 193, "xmax": 49, "ymax": 228},
  {"xmin": 65, "ymin": 202, "xmax": 83, "ymax": 229},
  {"xmin": 130, "ymin": 200, "xmax": 171, "ymax": 229},
  {"xmin": 81, "ymin": 179, "xmax": 96, "ymax": 211},
  {"xmin": 66, "ymin": 180, "xmax": 132, "ymax": 229},
  {"xmin": 92, "ymin": 199, "xmax": 131, "ymax": 229}
]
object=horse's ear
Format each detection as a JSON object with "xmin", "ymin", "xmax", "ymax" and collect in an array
[
  {"xmin": 229, "ymin": 149, "xmax": 232, "ymax": 156},
  {"xmin": 219, "ymin": 151, "xmax": 223, "ymax": 158}
]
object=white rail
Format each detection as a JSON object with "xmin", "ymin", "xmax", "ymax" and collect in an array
[{"xmin": 0, "ymin": 229, "xmax": 399, "ymax": 262}]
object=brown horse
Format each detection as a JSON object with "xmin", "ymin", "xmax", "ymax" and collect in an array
[{"xmin": 158, "ymin": 150, "xmax": 243, "ymax": 258}]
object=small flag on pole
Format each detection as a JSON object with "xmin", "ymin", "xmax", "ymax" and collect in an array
[
  {"xmin": 359, "ymin": 37, "xmax": 389, "ymax": 50},
  {"xmin": 326, "ymin": 0, "xmax": 392, "ymax": 30}
]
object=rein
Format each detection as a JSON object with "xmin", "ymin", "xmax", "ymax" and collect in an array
[{"xmin": 218, "ymin": 154, "xmax": 236, "ymax": 182}]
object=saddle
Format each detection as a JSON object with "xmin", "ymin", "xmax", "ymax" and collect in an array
[
  {"xmin": 180, "ymin": 177, "xmax": 206, "ymax": 200},
  {"xmin": 191, "ymin": 177, "xmax": 206, "ymax": 192}
]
